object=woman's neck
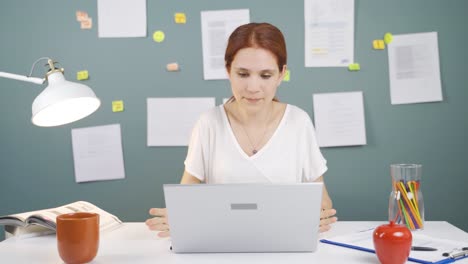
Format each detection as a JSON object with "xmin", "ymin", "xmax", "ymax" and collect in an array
[{"xmin": 229, "ymin": 101, "xmax": 275, "ymax": 126}]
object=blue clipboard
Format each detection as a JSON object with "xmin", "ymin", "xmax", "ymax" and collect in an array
[{"xmin": 320, "ymin": 239, "xmax": 468, "ymax": 264}]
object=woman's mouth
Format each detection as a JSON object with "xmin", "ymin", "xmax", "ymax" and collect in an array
[{"xmin": 245, "ymin": 98, "xmax": 261, "ymax": 104}]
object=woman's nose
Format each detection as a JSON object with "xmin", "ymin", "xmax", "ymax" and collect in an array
[{"xmin": 245, "ymin": 77, "xmax": 261, "ymax": 93}]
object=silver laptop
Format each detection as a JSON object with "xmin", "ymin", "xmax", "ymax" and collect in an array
[{"xmin": 163, "ymin": 183, "xmax": 323, "ymax": 253}]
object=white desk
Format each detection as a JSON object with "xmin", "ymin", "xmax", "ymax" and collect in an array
[{"xmin": 1, "ymin": 221, "xmax": 467, "ymax": 263}]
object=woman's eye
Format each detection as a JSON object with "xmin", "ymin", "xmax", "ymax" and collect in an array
[
  {"xmin": 237, "ymin": 72, "xmax": 249, "ymax": 78},
  {"xmin": 261, "ymin": 74, "xmax": 272, "ymax": 79}
]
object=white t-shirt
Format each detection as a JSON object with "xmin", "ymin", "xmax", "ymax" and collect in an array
[{"xmin": 184, "ymin": 104, "xmax": 327, "ymax": 184}]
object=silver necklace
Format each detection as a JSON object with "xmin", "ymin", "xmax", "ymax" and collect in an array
[{"xmin": 240, "ymin": 108, "xmax": 272, "ymax": 155}]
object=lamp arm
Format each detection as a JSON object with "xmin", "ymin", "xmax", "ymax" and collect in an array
[{"xmin": 0, "ymin": 71, "xmax": 45, "ymax": 85}]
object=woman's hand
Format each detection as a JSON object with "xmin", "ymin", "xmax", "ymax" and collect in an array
[
  {"xmin": 145, "ymin": 208, "xmax": 170, "ymax": 237},
  {"xmin": 319, "ymin": 208, "xmax": 338, "ymax": 233}
]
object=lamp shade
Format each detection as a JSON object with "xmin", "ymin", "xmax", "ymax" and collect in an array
[{"xmin": 31, "ymin": 71, "xmax": 100, "ymax": 127}]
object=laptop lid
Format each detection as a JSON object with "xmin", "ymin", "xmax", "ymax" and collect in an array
[{"xmin": 163, "ymin": 183, "xmax": 323, "ymax": 253}]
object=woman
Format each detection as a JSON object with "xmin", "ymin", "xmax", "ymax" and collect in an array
[{"xmin": 146, "ymin": 22, "xmax": 337, "ymax": 237}]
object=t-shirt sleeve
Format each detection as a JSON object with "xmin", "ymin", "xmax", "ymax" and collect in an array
[
  {"xmin": 184, "ymin": 117, "xmax": 207, "ymax": 182},
  {"xmin": 302, "ymin": 116, "xmax": 327, "ymax": 182}
]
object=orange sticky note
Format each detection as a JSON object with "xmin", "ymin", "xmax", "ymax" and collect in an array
[
  {"xmin": 166, "ymin": 63, "xmax": 180, "ymax": 72},
  {"xmin": 174, "ymin": 13, "xmax": 186, "ymax": 24},
  {"xmin": 373, "ymin": 40, "xmax": 385, "ymax": 50},
  {"xmin": 112, "ymin": 101, "xmax": 124, "ymax": 112},
  {"xmin": 76, "ymin": 11, "xmax": 88, "ymax": 22},
  {"xmin": 81, "ymin": 17, "xmax": 92, "ymax": 29}
]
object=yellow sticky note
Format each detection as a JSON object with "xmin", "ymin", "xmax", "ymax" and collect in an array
[
  {"xmin": 174, "ymin": 13, "xmax": 186, "ymax": 24},
  {"xmin": 348, "ymin": 63, "xmax": 360, "ymax": 71},
  {"xmin": 311, "ymin": 48, "xmax": 328, "ymax": 54},
  {"xmin": 112, "ymin": 101, "xmax": 124, "ymax": 112},
  {"xmin": 283, "ymin": 69, "xmax": 290, "ymax": 82},
  {"xmin": 77, "ymin": 70, "xmax": 89, "ymax": 80},
  {"xmin": 384, "ymin": 32, "xmax": 393, "ymax": 44},
  {"xmin": 373, "ymin": 39, "xmax": 385, "ymax": 50},
  {"xmin": 153, "ymin": 30, "xmax": 165, "ymax": 42}
]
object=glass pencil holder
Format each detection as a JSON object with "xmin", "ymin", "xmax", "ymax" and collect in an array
[{"xmin": 388, "ymin": 164, "xmax": 424, "ymax": 231}]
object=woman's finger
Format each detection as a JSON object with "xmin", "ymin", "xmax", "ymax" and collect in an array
[
  {"xmin": 149, "ymin": 208, "xmax": 167, "ymax": 217},
  {"xmin": 319, "ymin": 224, "xmax": 332, "ymax": 233},
  {"xmin": 321, "ymin": 215, "xmax": 338, "ymax": 224},
  {"xmin": 157, "ymin": 231, "xmax": 171, "ymax": 238},
  {"xmin": 320, "ymin": 216, "xmax": 338, "ymax": 228},
  {"xmin": 320, "ymin": 208, "xmax": 336, "ymax": 219},
  {"xmin": 145, "ymin": 217, "xmax": 167, "ymax": 227},
  {"xmin": 147, "ymin": 223, "xmax": 170, "ymax": 231}
]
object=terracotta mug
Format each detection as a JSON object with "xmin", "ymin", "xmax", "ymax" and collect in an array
[{"xmin": 56, "ymin": 212, "xmax": 99, "ymax": 264}]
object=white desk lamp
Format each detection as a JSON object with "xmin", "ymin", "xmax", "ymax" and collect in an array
[{"xmin": 0, "ymin": 57, "xmax": 101, "ymax": 127}]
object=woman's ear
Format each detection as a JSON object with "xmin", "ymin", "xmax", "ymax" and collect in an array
[
  {"xmin": 225, "ymin": 64, "xmax": 231, "ymax": 78},
  {"xmin": 278, "ymin": 65, "xmax": 287, "ymax": 85},
  {"xmin": 281, "ymin": 65, "xmax": 287, "ymax": 75}
]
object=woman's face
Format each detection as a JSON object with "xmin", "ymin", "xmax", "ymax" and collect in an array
[{"xmin": 228, "ymin": 47, "xmax": 285, "ymax": 111}]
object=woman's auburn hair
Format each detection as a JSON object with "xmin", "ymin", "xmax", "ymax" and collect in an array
[{"xmin": 224, "ymin": 22, "xmax": 287, "ymax": 73}]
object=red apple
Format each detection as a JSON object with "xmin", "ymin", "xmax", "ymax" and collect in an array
[{"xmin": 373, "ymin": 221, "xmax": 412, "ymax": 264}]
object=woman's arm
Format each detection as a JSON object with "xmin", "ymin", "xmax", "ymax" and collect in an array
[
  {"xmin": 314, "ymin": 175, "xmax": 338, "ymax": 232},
  {"xmin": 315, "ymin": 175, "xmax": 332, "ymax": 209},
  {"xmin": 146, "ymin": 171, "xmax": 201, "ymax": 237},
  {"xmin": 180, "ymin": 170, "xmax": 202, "ymax": 184}
]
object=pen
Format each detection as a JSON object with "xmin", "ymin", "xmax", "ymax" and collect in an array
[
  {"xmin": 411, "ymin": 246, "xmax": 437, "ymax": 251},
  {"xmin": 442, "ymin": 247, "xmax": 468, "ymax": 257}
]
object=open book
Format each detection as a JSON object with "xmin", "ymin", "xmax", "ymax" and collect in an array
[{"xmin": 0, "ymin": 201, "xmax": 122, "ymax": 238}]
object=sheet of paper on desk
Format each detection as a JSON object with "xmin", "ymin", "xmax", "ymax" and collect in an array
[{"xmin": 328, "ymin": 229, "xmax": 462, "ymax": 263}]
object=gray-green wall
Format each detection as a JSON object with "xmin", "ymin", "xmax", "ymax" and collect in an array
[{"xmin": 1, "ymin": 0, "xmax": 467, "ymax": 241}]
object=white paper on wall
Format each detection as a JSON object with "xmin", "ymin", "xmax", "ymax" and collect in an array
[
  {"xmin": 388, "ymin": 32, "xmax": 443, "ymax": 105},
  {"xmin": 313, "ymin": 91, "xmax": 366, "ymax": 147},
  {"xmin": 147, "ymin": 97, "xmax": 216, "ymax": 146},
  {"xmin": 201, "ymin": 9, "xmax": 250, "ymax": 80},
  {"xmin": 71, "ymin": 124, "xmax": 126, "ymax": 183}
]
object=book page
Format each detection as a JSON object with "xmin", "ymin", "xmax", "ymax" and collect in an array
[
  {"xmin": 4, "ymin": 225, "xmax": 54, "ymax": 239},
  {"xmin": 2, "ymin": 201, "xmax": 122, "ymax": 233}
]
